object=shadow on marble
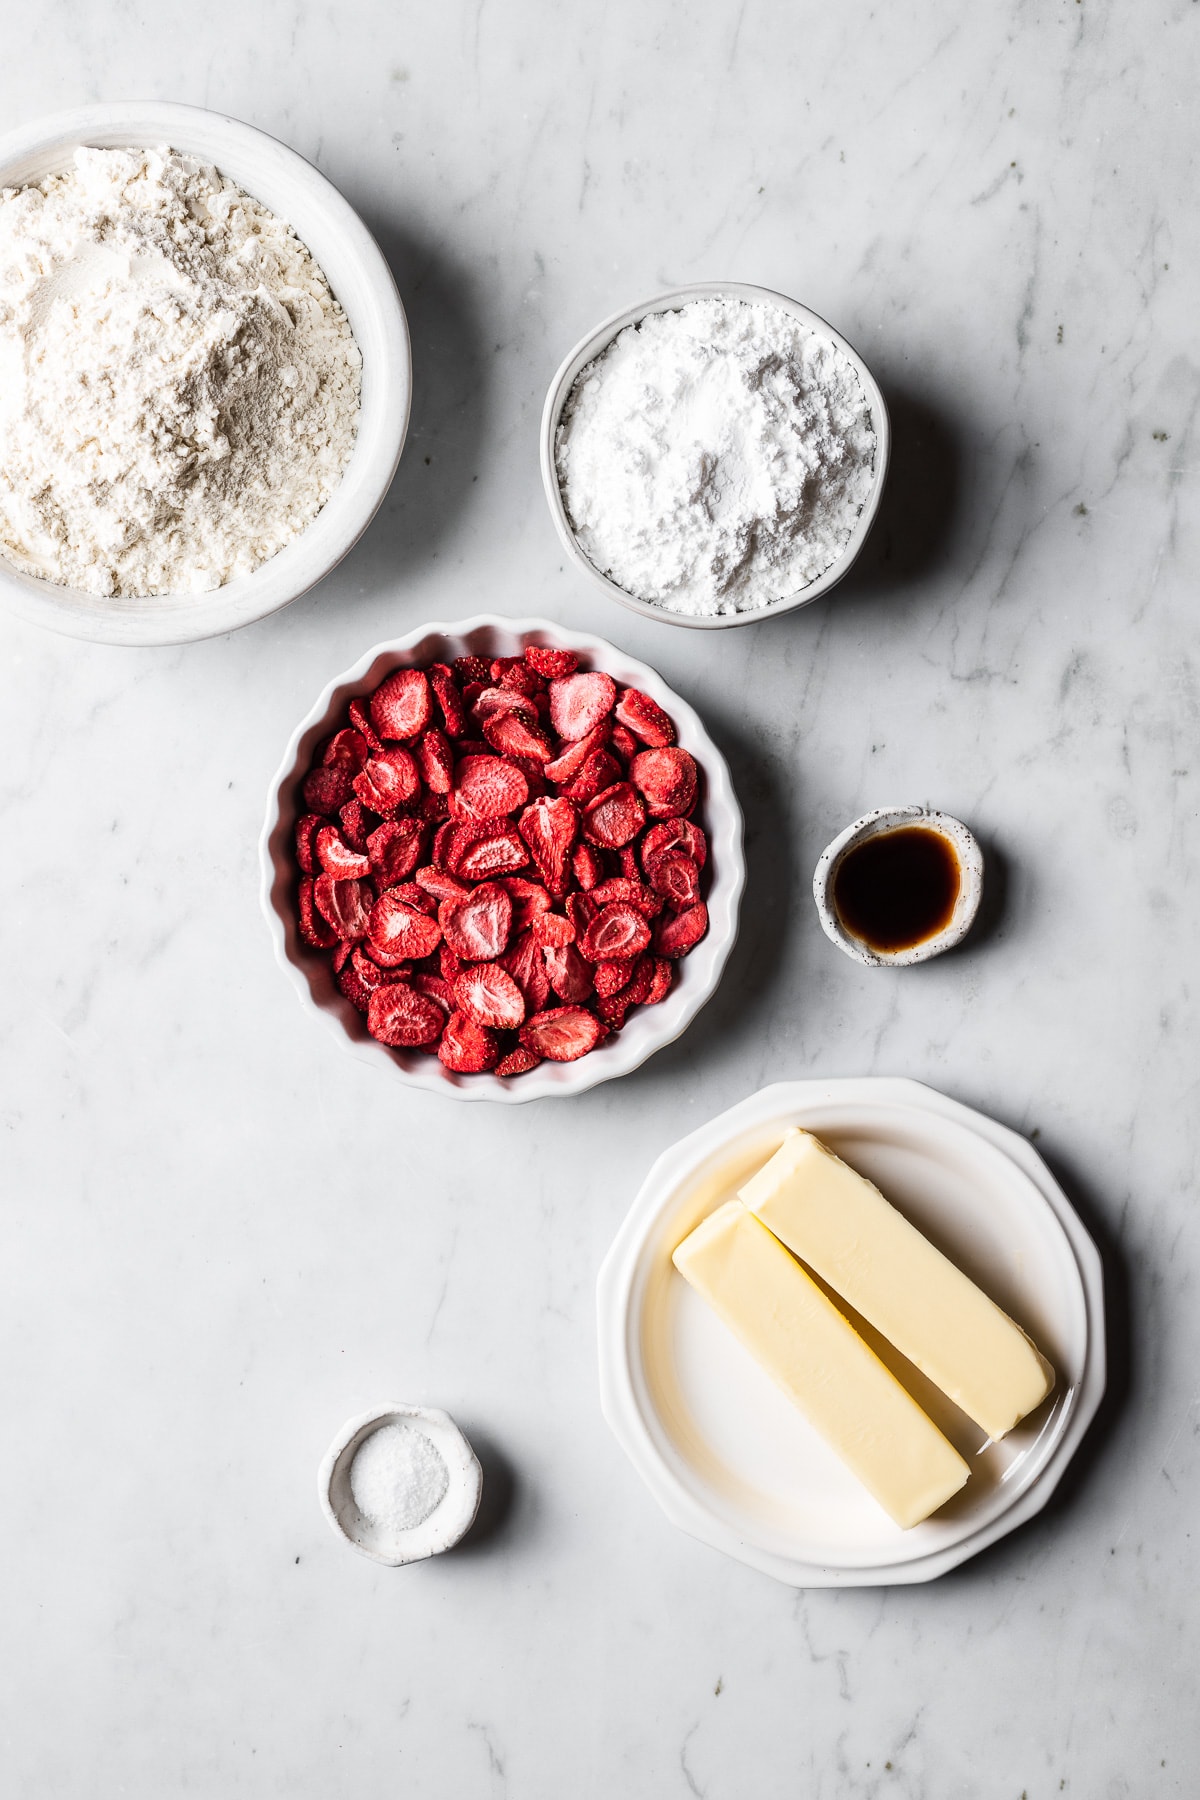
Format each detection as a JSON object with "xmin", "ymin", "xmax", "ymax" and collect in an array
[
  {"xmin": 951, "ymin": 831, "xmax": 1011, "ymax": 957},
  {"xmin": 455, "ymin": 1427, "xmax": 521, "ymax": 1554},
  {"xmin": 834, "ymin": 383, "xmax": 963, "ymax": 604}
]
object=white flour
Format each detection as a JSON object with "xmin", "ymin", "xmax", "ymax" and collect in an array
[
  {"xmin": 0, "ymin": 146, "xmax": 361, "ymax": 598},
  {"xmin": 555, "ymin": 296, "xmax": 877, "ymax": 617}
]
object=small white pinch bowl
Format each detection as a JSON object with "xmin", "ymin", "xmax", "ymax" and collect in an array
[
  {"xmin": 259, "ymin": 615, "xmax": 745, "ymax": 1103},
  {"xmin": 318, "ymin": 1405, "xmax": 483, "ymax": 1567},
  {"xmin": 540, "ymin": 281, "xmax": 890, "ymax": 631},
  {"xmin": 813, "ymin": 806, "xmax": 984, "ymax": 968},
  {"xmin": 0, "ymin": 102, "xmax": 411, "ymax": 647}
]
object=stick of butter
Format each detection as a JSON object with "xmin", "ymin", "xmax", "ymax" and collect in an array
[
  {"xmin": 672, "ymin": 1200, "xmax": 970, "ymax": 1529},
  {"xmin": 739, "ymin": 1130, "xmax": 1054, "ymax": 1441}
]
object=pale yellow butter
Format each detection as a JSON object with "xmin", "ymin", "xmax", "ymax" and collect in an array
[
  {"xmin": 739, "ymin": 1130, "xmax": 1054, "ymax": 1441},
  {"xmin": 672, "ymin": 1200, "xmax": 970, "ymax": 1529}
]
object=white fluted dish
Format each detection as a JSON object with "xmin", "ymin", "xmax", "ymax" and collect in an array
[
  {"xmin": 0, "ymin": 102, "xmax": 410, "ymax": 646},
  {"xmin": 259, "ymin": 615, "xmax": 745, "ymax": 1103}
]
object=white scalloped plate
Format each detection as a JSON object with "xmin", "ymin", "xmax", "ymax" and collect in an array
[
  {"xmin": 259, "ymin": 616, "xmax": 745, "ymax": 1102},
  {"xmin": 597, "ymin": 1079, "xmax": 1106, "ymax": 1585}
]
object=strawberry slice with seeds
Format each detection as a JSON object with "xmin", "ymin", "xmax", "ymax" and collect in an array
[
  {"xmin": 520, "ymin": 1006, "xmax": 602, "ymax": 1062},
  {"xmin": 452, "ymin": 654, "xmax": 491, "ymax": 684},
  {"xmin": 649, "ymin": 850, "xmax": 701, "ymax": 910},
  {"xmin": 349, "ymin": 698, "xmax": 384, "ymax": 753},
  {"xmin": 336, "ymin": 958, "xmax": 376, "ymax": 1012},
  {"xmin": 453, "ymin": 963, "xmax": 527, "ymax": 1029},
  {"xmin": 303, "ymin": 764, "xmax": 353, "ymax": 816},
  {"xmin": 644, "ymin": 958, "xmax": 673, "ymax": 1004},
  {"xmin": 295, "ymin": 813, "xmax": 324, "ymax": 875},
  {"xmin": 623, "ymin": 955, "xmax": 655, "ymax": 1007},
  {"xmin": 518, "ymin": 796, "xmax": 578, "ymax": 893},
  {"xmin": 439, "ymin": 942, "xmax": 464, "ymax": 983},
  {"xmin": 339, "ymin": 798, "xmax": 374, "ymax": 853},
  {"xmin": 496, "ymin": 1046, "xmax": 542, "ymax": 1077},
  {"xmin": 315, "ymin": 873, "xmax": 374, "ymax": 940},
  {"xmin": 428, "ymin": 663, "xmax": 466, "ymax": 737},
  {"xmin": 439, "ymin": 881, "xmax": 513, "ymax": 961},
  {"xmin": 452, "ymin": 823, "xmax": 529, "ymax": 881},
  {"xmin": 454, "ymin": 754, "xmax": 530, "ymax": 820},
  {"xmin": 368, "ymin": 818, "xmax": 427, "ymax": 889},
  {"xmin": 548, "ymin": 670, "xmax": 617, "ymax": 741},
  {"xmin": 615, "ymin": 688, "xmax": 676, "ymax": 748},
  {"xmin": 368, "ymin": 892, "xmax": 443, "ymax": 960},
  {"xmin": 640, "ymin": 817, "xmax": 707, "ymax": 874},
  {"xmin": 580, "ymin": 902, "xmax": 652, "ymax": 963},
  {"xmin": 544, "ymin": 721, "xmax": 611, "ymax": 784},
  {"xmin": 482, "ymin": 709, "xmax": 554, "ymax": 763},
  {"xmin": 582, "ymin": 782, "xmax": 645, "ymax": 849},
  {"xmin": 322, "ymin": 728, "xmax": 370, "ymax": 773},
  {"xmin": 593, "ymin": 957, "xmax": 636, "ymax": 998},
  {"xmin": 357, "ymin": 748, "xmax": 421, "ymax": 812},
  {"xmin": 412, "ymin": 973, "xmax": 455, "ymax": 1017},
  {"xmin": 496, "ymin": 659, "xmax": 544, "ymax": 696},
  {"xmin": 498, "ymin": 876, "xmax": 553, "ymax": 934},
  {"xmin": 558, "ymin": 749, "xmax": 623, "ymax": 805},
  {"xmin": 543, "ymin": 942, "xmax": 594, "ymax": 1003},
  {"xmin": 351, "ymin": 945, "xmax": 387, "ymax": 992},
  {"xmin": 416, "ymin": 727, "xmax": 455, "ymax": 794},
  {"xmin": 609, "ymin": 723, "xmax": 640, "ymax": 765},
  {"xmin": 525, "ymin": 644, "xmax": 578, "ymax": 679},
  {"xmin": 438, "ymin": 1012, "xmax": 500, "ymax": 1073},
  {"xmin": 385, "ymin": 881, "xmax": 437, "ymax": 916},
  {"xmin": 316, "ymin": 826, "xmax": 372, "ymax": 880},
  {"xmin": 367, "ymin": 983, "xmax": 446, "ymax": 1047},
  {"xmin": 332, "ymin": 938, "xmax": 354, "ymax": 974},
  {"xmin": 630, "ymin": 747, "xmax": 698, "ymax": 819},
  {"xmin": 472, "ymin": 685, "xmax": 538, "ymax": 727},
  {"xmin": 654, "ymin": 900, "xmax": 708, "ymax": 958},
  {"xmin": 588, "ymin": 876, "xmax": 664, "ymax": 918},
  {"xmin": 531, "ymin": 910, "xmax": 574, "ymax": 948},
  {"xmin": 370, "ymin": 668, "xmax": 432, "ymax": 741},
  {"xmin": 571, "ymin": 843, "xmax": 605, "ymax": 890},
  {"xmin": 299, "ymin": 877, "xmax": 339, "ymax": 948},
  {"xmin": 500, "ymin": 930, "xmax": 552, "ymax": 1012},
  {"xmin": 566, "ymin": 890, "xmax": 599, "ymax": 939},
  {"xmin": 415, "ymin": 865, "xmax": 469, "ymax": 904},
  {"xmin": 364, "ymin": 943, "xmax": 413, "ymax": 971}
]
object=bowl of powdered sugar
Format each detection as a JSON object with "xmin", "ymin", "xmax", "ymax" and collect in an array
[
  {"xmin": 0, "ymin": 103, "xmax": 410, "ymax": 646},
  {"xmin": 542, "ymin": 283, "xmax": 889, "ymax": 628}
]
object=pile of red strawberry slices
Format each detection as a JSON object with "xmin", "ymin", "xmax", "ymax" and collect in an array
[{"xmin": 294, "ymin": 644, "xmax": 711, "ymax": 1076}]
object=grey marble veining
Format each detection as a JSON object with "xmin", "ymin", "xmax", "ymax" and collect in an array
[{"xmin": 1, "ymin": 2, "xmax": 1198, "ymax": 1795}]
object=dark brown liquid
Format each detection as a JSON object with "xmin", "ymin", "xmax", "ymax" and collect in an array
[{"xmin": 832, "ymin": 827, "xmax": 961, "ymax": 954}]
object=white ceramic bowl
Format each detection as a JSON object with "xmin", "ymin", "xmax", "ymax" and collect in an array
[
  {"xmin": 259, "ymin": 615, "xmax": 745, "ymax": 1103},
  {"xmin": 597, "ymin": 1078, "xmax": 1106, "ymax": 1587},
  {"xmin": 0, "ymin": 102, "xmax": 411, "ymax": 646},
  {"xmin": 318, "ymin": 1404, "xmax": 483, "ymax": 1566},
  {"xmin": 540, "ymin": 281, "xmax": 890, "ymax": 631},
  {"xmin": 813, "ymin": 806, "xmax": 984, "ymax": 967}
]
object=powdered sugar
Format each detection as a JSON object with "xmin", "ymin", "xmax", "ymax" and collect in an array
[
  {"xmin": 349, "ymin": 1422, "xmax": 450, "ymax": 1535},
  {"xmin": 0, "ymin": 145, "xmax": 361, "ymax": 599},
  {"xmin": 555, "ymin": 296, "xmax": 877, "ymax": 617}
]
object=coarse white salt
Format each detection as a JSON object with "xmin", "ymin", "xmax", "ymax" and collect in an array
[{"xmin": 349, "ymin": 1421, "xmax": 450, "ymax": 1535}]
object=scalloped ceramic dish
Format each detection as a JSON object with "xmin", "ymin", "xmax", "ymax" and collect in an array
[
  {"xmin": 0, "ymin": 102, "xmax": 411, "ymax": 646},
  {"xmin": 597, "ymin": 1079, "xmax": 1106, "ymax": 1586},
  {"xmin": 259, "ymin": 615, "xmax": 745, "ymax": 1102}
]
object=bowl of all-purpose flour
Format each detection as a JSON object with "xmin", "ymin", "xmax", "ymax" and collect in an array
[
  {"xmin": 542, "ymin": 284, "xmax": 889, "ymax": 629},
  {"xmin": 0, "ymin": 104, "xmax": 410, "ymax": 646}
]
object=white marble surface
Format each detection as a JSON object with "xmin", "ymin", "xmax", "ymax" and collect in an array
[{"xmin": 1, "ymin": 3, "xmax": 1197, "ymax": 1794}]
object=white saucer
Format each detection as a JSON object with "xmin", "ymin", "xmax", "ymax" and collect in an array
[{"xmin": 596, "ymin": 1078, "xmax": 1106, "ymax": 1586}]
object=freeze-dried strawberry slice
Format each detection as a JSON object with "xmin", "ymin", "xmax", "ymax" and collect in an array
[
  {"xmin": 549, "ymin": 670, "xmax": 617, "ymax": 741},
  {"xmin": 453, "ymin": 963, "xmax": 526, "ymax": 1029},
  {"xmin": 415, "ymin": 865, "xmax": 469, "ymax": 904},
  {"xmin": 615, "ymin": 688, "xmax": 676, "ymax": 748},
  {"xmin": 472, "ymin": 685, "xmax": 538, "ymax": 727},
  {"xmin": 544, "ymin": 721, "xmax": 611, "ymax": 784},
  {"xmin": 431, "ymin": 820, "xmax": 457, "ymax": 868},
  {"xmin": 595, "ymin": 990, "xmax": 631, "ymax": 1029},
  {"xmin": 412, "ymin": 973, "xmax": 455, "ymax": 1017},
  {"xmin": 351, "ymin": 945, "xmax": 387, "ymax": 992},
  {"xmin": 357, "ymin": 748, "xmax": 421, "ymax": 813},
  {"xmin": 299, "ymin": 877, "xmax": 339, "ymax": 948},
  {"xmin": 609, "ymin": 723, "xmax": 639, "ymax": 765},
  {"xmin": 525, "ymin": 644, "xmax": 578, "ymax": 679},
  {"xmin": 368, "ymin": 818, "xmax": 426, "ymax": 889},
  {"xmin": 500, "ymin": 929, "xmax": 552, "ymax": 1012},
  {"xmin": 499, "ymin": 876, "xmax": 553, "ymax": 934},
  {"xmin": 580, "ymin": 902, "xmax": 652, "ymax": 963},
  {"xmin": 655, "ymin": 901, "xmax": 708, "ymax": 958},
  {"xmin": 452, "ymin": 823, "xmax": 529, "ymax": 881},
  {"xmin": 483, "ymin": 710, "xmax": 554, "ymax": 763},
  {"xmin": 349, "ymin": 697, "xmax": 384, "ymax": 753},
  {"xmin": 336, "ymin": 958, "xmax": 375, "ymax": 1013},
  {"xmin": 623, "ymin": 954, "xmax": 655, "ymax": 1007},
  {"xmin": 371, "ymin": 668, "xmax": 432, "ymax": 741},
  {"xmin": 316, "ymin": 825, "xmax": 372, "ymax": 880},
  {"xmin": 428, "ymin": 664, "xmax": 466, "ymax": 737},
  {"xmin": 295, "ymin": 813, "xmax": 324, "ymax": 875},
  {"xmin": 439, "ymin": 942, "xmax": 464, "ymax": 983},
  {"xmin": 496, "ymin": 1046, "xmax": 542, "ymax": 1077},
  {"xmin": 322, "ymin": 728, "xmax": 370, "ymax": 773},
  {"xmin": 439, "ymin": 881, "xmax": 513, "ymax": 961},
  {"xmin": 589, "ymin": 876, "xmax": 663, "ymax": 918},
  {"xmin": 368, "ymin": 891, "xmax": 443, "ymax": 960},
  {"xmin": 649, "ymin": 851, "xmax": 701, "ymax": 910},
  {"xmin": 531, "ymin": 910, "xmax": 574, "ymax": 948},
  {"xmin": 520, "ymin": 1006, "xmax": 601, "ymax": 1062},
  {"xmin": 367, "ymin": 983, "xmax": 445, "ymax": 1048},
  {"xmin": 303, "ymin": 765, "xmax": 353, "ymax": 816},
  {"xmin": 315, "ymin": 873, "xmax": 374, "ymax": 940},
  {"xmin": 339, "ymin": 798, "xmax": 373, "ymax": 854},
  {"xmin": 385, "ymin": 881, "xmax": 437, "ymax": 917},
  {"xmin": 617, "ymin": 846, "xmax": 640, "ymax": 880},
  {"xmin": 594, "ymin": 957, "xmax": 636, "ymax": 998},
  {"xmin": 641, "ymin": 817, "xmax": 707, "ymax": 874},
  {"xmin": 571, "ymin": 843, "xmax": 605, "ymax": 890},
  {"xmin": 582, "ymin": 783, "xmax": 645, "ymax": 849},
  {"xmin": 558, "ymin": 749, "xmax": 622, "ymax": 805},
  {"xmin": 518, "ymin": 796, "xmax": 578, "ymax": 893},
  {"xmin": 543, "ymin": 943, "xmax": 594, "ymax": 1004},
  {"xmin": 332, "ymin": 938, "xmax": 354, "ymax": 974},
  {"xmin": 438, "ymin": 1012, "xmax": 500, "ymax": 1073},
  {"xmin": 566, "ymin": 890, "xmax": 599, "ymax": 938},
  {"xmin": 364, "ymin": 943, "xmax": 412, "ymax": 970},
  {"xmin": 630, "ymin": 748, "xmax": 698, "ymax": 820},
  {"xmin": 417, "ymin": 727, "xmax": 454, "ymax": 795},
  {"xmin": 452, "ymin": 654, "xmax": 491, "ymax": 684},
  {"xmin": 496, "ymin": 659, "xmax": 544, "ymax": 696},
  {"xmin": 509, "ymin": 754, "xmax": 548, "ymax": 800},
  {"xmin": 644, "ymin": 957, "xmax": 673, "ymax": 1004},
  {"xmin": 454, "ymin": 754, "xmax": 529, "ymax": 820}
]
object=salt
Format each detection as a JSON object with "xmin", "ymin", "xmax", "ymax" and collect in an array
[{"xmin": 349, "ymin": 1421, "xmax": 450, "ymax": 1535}]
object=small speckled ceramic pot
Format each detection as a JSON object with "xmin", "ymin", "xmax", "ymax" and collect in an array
[
  {"xmin": 813, "ymin": 806, "xmax": 984, "ymax": 967},
  {"xmin": 318, "ymin": 1405, "xmax": 482, "ymax": 1567}
]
